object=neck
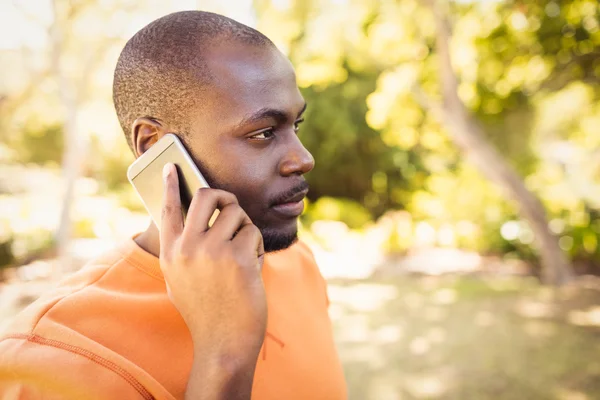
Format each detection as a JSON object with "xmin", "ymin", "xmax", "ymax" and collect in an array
[{"xmin": 134, "ymin": 221, "xmax": 161, "ymax": 258}]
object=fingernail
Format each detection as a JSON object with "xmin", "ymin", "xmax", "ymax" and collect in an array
[{"xmin": 163, "ymin": 163, "xmax": 171, "ymax": 181}]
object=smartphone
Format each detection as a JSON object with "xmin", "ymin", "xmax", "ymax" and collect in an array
[{"xmin": 127, "ymin": 133, "xmax": 210, "ymax": 230}]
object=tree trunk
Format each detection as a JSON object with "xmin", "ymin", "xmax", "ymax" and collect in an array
[
  {"xmin": 50, "ymin": 0, "xmax": 82, "ymax": 278},
  {"xmin": 55, "ymin": 93, "xmax": 80, "ymax": 276},
  {"xmin": 422, "ymin": 3, "xmax": 574, "ymax": 285},
  {"xmin": 15, "ymin": 0, "xmax": 130, "ymax": 278}
]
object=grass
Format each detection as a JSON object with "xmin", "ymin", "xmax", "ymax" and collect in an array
[{"xmin": 329, "ymin": 275, "xmax": 600, "ymax": 400}]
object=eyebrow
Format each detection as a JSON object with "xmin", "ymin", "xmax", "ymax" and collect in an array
[{"xmin": 234, "ymin": 102, "xmax": 307, "ymax": 132}]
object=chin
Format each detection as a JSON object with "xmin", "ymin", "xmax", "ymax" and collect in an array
[{"xmin": 260, "ymin": 226, "xmax": 299, "ymax": 253}]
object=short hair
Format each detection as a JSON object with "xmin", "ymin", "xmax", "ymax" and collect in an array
[{"xmin": 113, "ymin": 11, "xmax": 273, "ymax": 153}]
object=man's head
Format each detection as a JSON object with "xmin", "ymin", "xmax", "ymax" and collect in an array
[{"xmin": 113, "ymin": 11, "xmax": 314, "ymax": 252}]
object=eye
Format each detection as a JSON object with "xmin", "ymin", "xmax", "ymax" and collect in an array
[
  {"xmin": 250, "ymin": 128, "xmax": 275, "ymax": 140},
  {"xmin": 294, "ymin": 118, "xmax": 305, "ymax": 133}
]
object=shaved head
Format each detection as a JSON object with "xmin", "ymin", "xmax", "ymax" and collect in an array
[
  {"xmin": 115, "ymin": 11, "xmax": 313, "ymax": 252},
  {"xmin": 113, "ymin": 11, "xmax": 273, "ymax": 152}
]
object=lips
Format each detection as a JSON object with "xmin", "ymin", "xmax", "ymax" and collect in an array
[
  {"xmin": 270, "ymin": 189, "xmax": 308, "ymax": 218},
  {"xmin": 275, "ymin": 189, "xmax": 308, "ymax": 205}
]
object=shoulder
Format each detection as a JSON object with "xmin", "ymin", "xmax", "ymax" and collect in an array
[
  {"xmin": 292, "ymin": 240, "xmax": 326, "ymax": 282},
  {"xmin": 263, "ymin": 239, "xmax": 328, "ymax": 297},
  {"xmin": 293, "ymin": 240, "xmax": 330, "ymax": 307},
  {"xmin": 292, "ymin": 239, "xmax": 318, "ymax": 263},
  {"xmin": 1, "ymin": 253, "xmax": 120, "ymax": 337},
  {"xmin": 0, "ymin": 237, "xmax": 164, "ymax": 340},
  {"xmin": 264, "ymin": 239, "xmax": 319, "ymax": 273},
  {"xmin": 0, "ymin": 242, "xmax": 171, "ymax": 399}
]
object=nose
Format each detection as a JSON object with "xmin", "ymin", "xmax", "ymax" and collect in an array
[{"xmin": 278, "ymin": 135, "xmax": 315, "ymax": 177}]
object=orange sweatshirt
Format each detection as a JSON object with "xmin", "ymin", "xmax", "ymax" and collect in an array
[{"xmin": 0, "ymin": 238, "xmax": 347, "ymax": 399}]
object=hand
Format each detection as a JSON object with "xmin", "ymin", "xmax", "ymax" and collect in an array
[{"xmin": 159, "ymin": 162, "xmax": 267, "ymax": 368}]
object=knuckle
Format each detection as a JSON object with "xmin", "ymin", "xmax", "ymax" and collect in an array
[
  {"xmin": 161, "ymin": 205, "xmax": 175, "ymax": 219},
  {"xmin": 215, "ymin": 189, "xmax": 238, "ymax": 204},
  {"xmin": 174, "ymin": 243, "xmax": 194, "ymax": 263},
  {"xmin": 197, "ymin": 242, "xmax": 219, "ymax": 261},
  {"xmin": 233, "ymin": 251, "xmax": 254, "ymax": 269},
  {"xmin": 209, "ymin": 245, "xmax": 232, "ymax": 266},
  {"xmin": 237, "ymin": 205, "xmax": 250, "ymax": 218},
  {"xmin": 220, "ymin": 203, "xmax": 236, "ymax": 214},
  {"xmin": 194, "ymin": 187, "xmax": 211, "ymax": 199},
  {"xmin": 226, "ymin": 192, "xmax": 239, "ymax": 204},
  {"xmin": 230, "ymin": 249, "xmax": 248, "ymax": 266},
  {"xmin": 247, "ymin": 224, "xmax": 261, "ymax": 237},
  {"xmin": 226, "ymin": 203, "xmax": 245, "ymax": 217}
]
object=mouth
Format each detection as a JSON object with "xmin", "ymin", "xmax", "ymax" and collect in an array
[{"xmin": 270, "ymin": 188, "xmax": 308, "ymax": 219}]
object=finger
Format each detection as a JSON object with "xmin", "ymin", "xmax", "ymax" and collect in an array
[
  {"xmin": 184, "ymin": 188, "xmax": 239, "ymax": 236},
  {"xmin": 231, "ymin": 223, "xmax": 265, "ymax": 269},
  {"xmin": 160, "ymin": 163, "xmax": 184, "ymax": 251},
  {"xmin": 209, "ymin": 203, "xmax": 252, "ymax": 240}
]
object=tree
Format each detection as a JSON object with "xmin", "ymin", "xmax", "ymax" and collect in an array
[
  {"xmin": 7, "ymin": 0, "xmax": 140, "ymax": 276},
  {"xmin": 413, "ymin": 1, "xmax": 574, "ymax": 285},
  {"xmin": 253, "ymin": 0, "xmax": 598, "ymax": 281}
]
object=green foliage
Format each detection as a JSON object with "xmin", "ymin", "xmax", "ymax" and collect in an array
[
  {"xmin": 1, "ymin": 0, "xmax": 599, "ymax": 268},
  {"xmin": 73, "ymin": 219, "xmax": 96, "ymax": 239},
  {"xmin": 9, "ymin": 229, "xmax": 55, "ymax": 263},
  {"xmin": 253, "ymin": 0, "xmax": 600, "ymax": 267},
  {"xmin": 302, "ymin": 196, "xmax": 373, "ymax": 229},
  {"xmin": 12, "ymin": 124, "xmax": 64, "ymax": 166},
  {"xmin": 299, "ymin": 69, "xmax": 423, "ymax": 218},
  {"xmin": 0, "ymin": 237, "xmax": 15, "ymax": 268},
  {"xmin": 96, "ymin": 150, "xmax": 131, "ymax": 192},
  {"xmin": 115, "ymin": 186, "xmax": 147, "ymax": 213},
  {"xmin": 85, "ymin": 136, "xmax": 132, "ymax": 191}
]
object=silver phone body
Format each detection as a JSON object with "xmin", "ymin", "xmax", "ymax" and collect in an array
[{"xmin": 127, "ymin": 133, "xmax": 209, "ymax": 231}]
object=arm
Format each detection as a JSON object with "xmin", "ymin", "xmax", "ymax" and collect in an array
[
  {"xmin": 185, "ymin": 350, "xmax": 257, "ymax": 400},
  {"xmin": 159, "ymin": 163, "xmax": 266, "ymax": 400}
]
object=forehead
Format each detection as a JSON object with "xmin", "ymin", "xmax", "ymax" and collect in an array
[{"xmin": 199, "ymin": 43, "xmax": 304, "ymax": 125}]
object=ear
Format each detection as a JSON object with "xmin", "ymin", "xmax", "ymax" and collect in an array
[{"xmin": 131, "ymin": 117, "xmax": 168, "ymax": 158}]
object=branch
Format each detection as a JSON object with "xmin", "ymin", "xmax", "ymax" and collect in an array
[
  {"xmin": 418, "ymin": 0, "xmax": 573, "ymax": 284},
  {"xmin": 0, "ymin": 70, "xmax": 51, "ymax": 119},
  {"xmin": 411, "ymin": 85, "xmax": 443, "ymax": 119},
  {"xmin": 77, "ymin": 36, "xmax": 123, "ymax": 101},
  {"xmin": 431, "ymin": 0, "xmax": 462, "ymax": 114},
  {"xmin": 65, "ymin": 0, "xmax": 91, "ymax": 22},
  {"xmin": 414, "ymin": 1, "xmax": 543, "ymax": 211},
  {"xmin": 11, "ymin": 0, "xmax": 48, "ymax": 28}
]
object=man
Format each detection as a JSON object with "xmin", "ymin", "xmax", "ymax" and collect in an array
[{"xmin": 0, "ymin": 11, "xmax": 347, "ymax": 400}]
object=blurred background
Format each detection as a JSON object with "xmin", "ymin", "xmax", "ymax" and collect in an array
[{"xmin": 1, "ymin": 0, "xmax": 600, "ymax": 398}]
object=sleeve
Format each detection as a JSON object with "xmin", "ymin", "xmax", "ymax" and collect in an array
[{"xmin": 0, "ymin": 335, "xmax": 150, "ymax": 400}]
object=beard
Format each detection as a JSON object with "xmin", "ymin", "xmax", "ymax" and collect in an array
[
  {"xmin": 258, "ymin": 226, "xmax": 299, "ymax": 253},
  {"xmin": 194, "ymin": 163, "xmax": 301, "ymax": 253}
]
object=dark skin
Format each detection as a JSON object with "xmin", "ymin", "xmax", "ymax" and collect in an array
[
  {"xmin": 129, "ymin": 42, "xmax": 314, "ymax": 399},
  {"xmin": 133, "ymin": 42, "xmax": 314, "ymax": 258}
]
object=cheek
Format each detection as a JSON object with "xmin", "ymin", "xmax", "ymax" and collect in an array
[
  {"xmin": 190, "ymin": 136, "xmax": 277, "ymax": 207},
  {"xmin": 203, "ymin": 152, "xmax": 273, "ymax": 206},
  {"xmin": 228, "ymin": 162, "xmax": 270, "ymax": 200}
]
